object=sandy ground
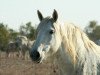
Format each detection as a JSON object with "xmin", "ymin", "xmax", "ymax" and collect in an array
[{"xmin": 0, "ymin": 52, "xmax": 60, "ymax": 75}]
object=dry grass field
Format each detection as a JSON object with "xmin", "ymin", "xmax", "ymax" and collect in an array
[{"xmin": 0, "ymin": 52, "xmax": 60, "ymax": 75}]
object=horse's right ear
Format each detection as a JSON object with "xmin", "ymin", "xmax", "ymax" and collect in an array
[
  {"xmin": 52, "ymin": 9, "xmax": 58, "ymax": 22},
  {"xmin": 37, "ymin": 10, "xmax": 43, "ymax": 21}
]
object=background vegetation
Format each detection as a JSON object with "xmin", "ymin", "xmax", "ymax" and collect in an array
[
  {"xmin": 0, "ymin": 20, "xmax": 100, "ymax": 51},
  {"xmin": 0, "ymin": 22, "xmax": 36, "ymax": 51},
  {"xmin": 84, "ymin": 20, "xmax": 100, "ymax": 44}
]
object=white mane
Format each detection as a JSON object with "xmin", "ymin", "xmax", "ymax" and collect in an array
[{"xmin": 54, "ymin": 22, "xmax": 100, "ymax": 75}]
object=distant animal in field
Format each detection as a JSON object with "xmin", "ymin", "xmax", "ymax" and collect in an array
[
  {"xmin": 6, "ymin": 41, "xmax": 19, "ymax": 57},
  {"xmin": 15, "ymin": 35, "xmax": 34, "ymax": 59},
  {"xmin": 30, "ymin": 10, "xmax": 100, "ymax": 75}
]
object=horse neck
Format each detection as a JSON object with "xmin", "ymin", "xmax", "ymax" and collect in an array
[
  {"xmin": 62, "ymin": 23, "xmax": 99, "ymax": 61},
  {"xmin": 59, "ymin": 23, "xmax": 78, "ymax": 63},
  {"xmin": 59, "ymin": 23, "xmax": 100, "ymax": 74},
  {"xmin": 54, "ymin": 43, "xmax": 75, "ymax": 75}
]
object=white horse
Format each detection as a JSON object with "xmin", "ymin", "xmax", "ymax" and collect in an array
[
  {"xmin": 16, "ymin": 35, "xmax": 34, "ymax": 59},
  {"xmin": 6, "ymin": 41, "xmax": 20, "ymax": 57},
  {"xmin": 30, "ymin": 10, "xmax": 100, "ymax": 75}
]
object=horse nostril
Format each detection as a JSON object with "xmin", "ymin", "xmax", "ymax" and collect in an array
[{"xmin": 30, "ymin": 50, "xmax": 40, "ymax": 61}]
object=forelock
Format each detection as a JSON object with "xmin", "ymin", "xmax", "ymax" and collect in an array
[{"xmin": 36, "ymin": 16, "xmax": 55, "ymax": 33}]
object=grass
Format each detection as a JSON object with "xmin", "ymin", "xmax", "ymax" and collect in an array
[{"xmin": 0, "ymin": 52, "xmax": 60, "ymax": 75}]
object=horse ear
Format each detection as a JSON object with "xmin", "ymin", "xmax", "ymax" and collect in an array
[
  {"xmin": 52, "ymin": 9, "xmax": 58, "ymax": 22},
  {"xmin": 37, "ymin": 10, "xmax": 43, "ymax": 21}
]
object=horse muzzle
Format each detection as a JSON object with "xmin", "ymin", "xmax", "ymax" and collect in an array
[
  {"xmin": 30, "ymin": 44, "xmax": 50, "ymax": 63},
  {"xmin": 30, "ymin": 50, "xmax": 42, "ymax": 63}
]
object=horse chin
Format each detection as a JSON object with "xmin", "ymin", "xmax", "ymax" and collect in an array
[
  {"xmin": 36, "ymin": 59, "xmax": 42, "ymax": 63},
  {"xmin": 33, "ymin": 56, "xmax": 45, "ymax": 64}
]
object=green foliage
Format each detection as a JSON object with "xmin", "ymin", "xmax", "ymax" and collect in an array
[
  {"xmin": 85, "ymin": 20, "xmax": 100, "ymax": 42},
  {"xmin": 0, "ymin": 23, "xmax": 19, "ymax": 51},
  {"xmin": 0, "ymin": 23, "xmax": 9, "ymax": 51},
  {"xmin": 19, "ymin": 22, "xmax": 36, "ymax": 40},
  {"xmin": 93, "ymin": 26, "xmax": 100, "ymax": 39},
  {"xmin": 0, "ymin": 21, "xmax": 36, "ymax": 51},
  {"xmin": 89, "ymin": 21, "xmax": 97, "ymax": 28},
  {"xmin": 8, "ymin": 29, "xmax": 19, "ymax": 41}
]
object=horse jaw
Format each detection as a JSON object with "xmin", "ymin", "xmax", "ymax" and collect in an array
[{"xmin": 54, "ymin": 45, "xmax": 75, "ymax": 75}]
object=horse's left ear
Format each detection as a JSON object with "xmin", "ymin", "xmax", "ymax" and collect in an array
[
  {"xmin": 37, "ymin": 10, "xmax": 44, "ymax": 21},
  {"xmin": 52, "ymin": 9, "xmax": 58, "ymax": 22}
]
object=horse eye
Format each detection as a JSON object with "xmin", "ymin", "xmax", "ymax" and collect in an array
[{"xmin": 49, "ymin": 30, "xmax": 54, "ymax": 34}]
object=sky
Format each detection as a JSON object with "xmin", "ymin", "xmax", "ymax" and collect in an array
[{"xmin": 0, "ymin": 0, "xmax": 100, "ymax": 31}]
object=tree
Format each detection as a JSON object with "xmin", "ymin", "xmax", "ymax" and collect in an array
[
  {"xmin": 93, "ymin": 26, "xmax": 100, "ymax": 40},
  {"xmin": 89, "ymin": 21, "xmax": 97, "ymax": 29},
  {"xmin": 85, "ymin": 20, "xmax": 100, "ymax": 42},
  {"xmin": 19, "ymin": 22, "xmax": 36, "ymax": 40},
  {"xmin": 19, "ymin": 24, "xmax": 26, "ymax": 35},
  {"xmin": 0, "ymin": 23, "xmax": 9, "ymax": 51},
  {"xmin": 8, "ymin": 29, "xmax": 19, "ymax": 41}
]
